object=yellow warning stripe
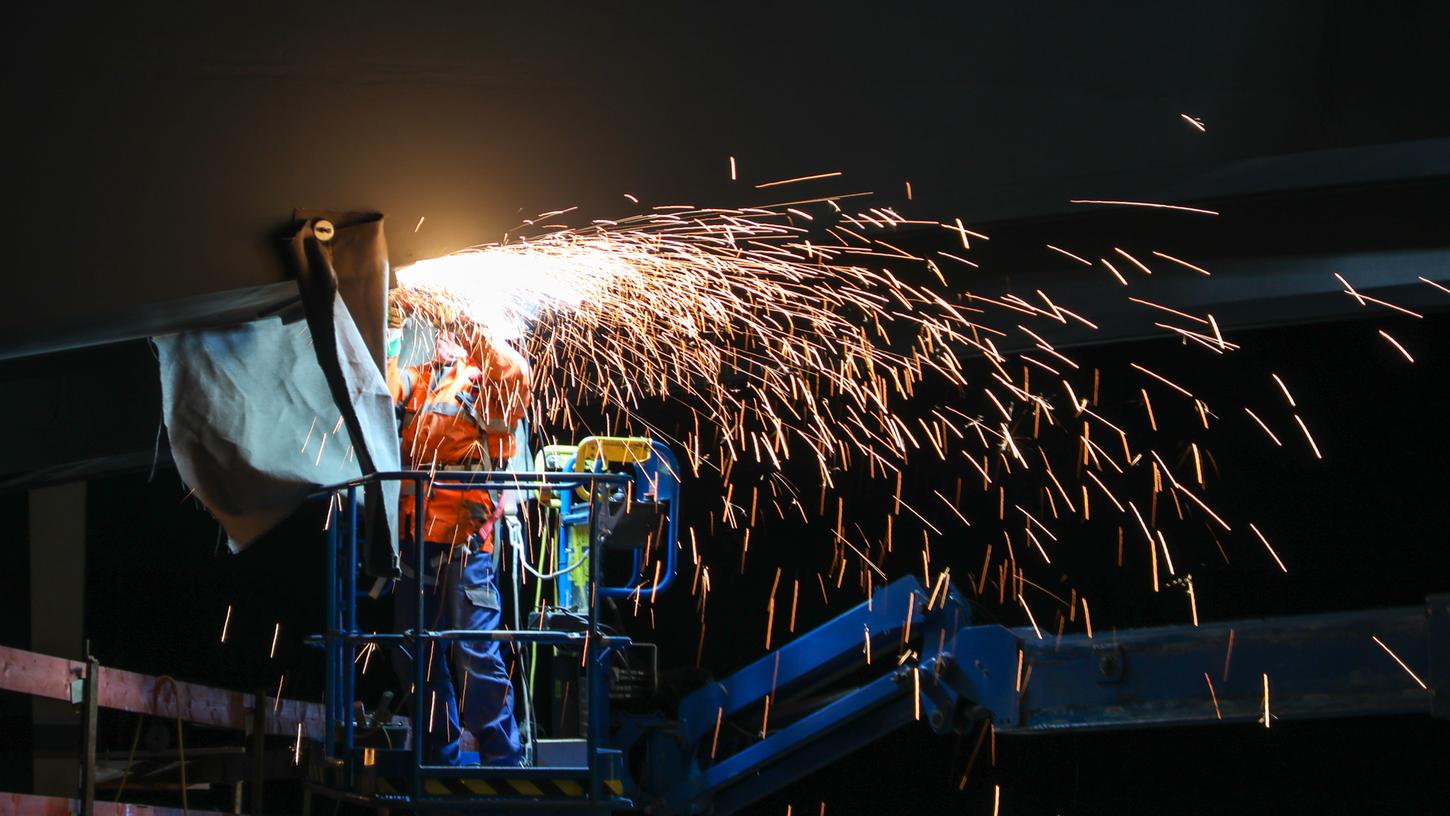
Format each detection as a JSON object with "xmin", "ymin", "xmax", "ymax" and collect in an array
[
  {"xmin": 460, "ymin": 778, "xmax": 498, "ymax": 795},
  {"xmin": 508, "ymin": 779, "xmax": 545, "ymax": 796},
  {"xmin": 556, "ymin": 779, "xmax": 585, "ymax": 796},
  {"xmin": 368, "ymin": 777, "xmax": 622, "ymax": 798}
]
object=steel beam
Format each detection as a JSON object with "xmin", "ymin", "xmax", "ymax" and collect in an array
[
  {"xmin": 0, "ymin": 645, "xmax": 325, "ymax": 740},
  {"xmin": 0, "ymin": 792, "xmax": 231, "ymax": 816}
]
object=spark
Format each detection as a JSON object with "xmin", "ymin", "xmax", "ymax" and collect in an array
[
  {"xmin": 1130, "ymin": 363, "xmax": 1193, "ymax": 398},
  {"xmin": 1203, "ymin": 673, "xmax": 1222, "ymax": 719},
  {"xmin": 1243, "ymin": 407, "xmax": 1282, "ymax": 446},
  {"xmin": 1045, "ymin": 244, "xmax": 1092, "ymax": 266},
  {"xmin": 1261, "ymin": 673, "xmax": 1270, "ymax": 729},
  {"xmin": 414, "ymin": 216, "xmax": 426, "ymax": 233},
  {"xmin": 1223, "ymin": 629, "xmax": 1236, "ymax": 682},
  {"xmin": 1270, "ymin": 373, "xmax": 1296, "ymax": 407},
  {"xmin": 1151, "ymin": 250, "xmax": 1212, "ymax": 276},
  {"xmin": 755, "ymin": 171, "xmax": 842, "ymax": 189},
  {"xmin": 913, "ymin": 667, "xmax": 921, "ymax": 721},
  {"xmin": 1336, "ymin": 273, "xmax": 1424, "ymax": 318},
  {"xmin": 1249, "ymin": 523, "xmax": 1288, "ymax": 572},
  {"xmin": 1377, "ymin": 330, "xmax": 1415, "ymax": 363},
  {"xmin": 1292, "ymin": 414, "xmax": 1323, "ymax": 459},
  {"xmin": 1370, "ymin": 635, "xmax": 1429, "ymax": 690},
  {"xmin": 1070, "ymin": 199, "xmax": 1220, "ymax": 216},
  {"xmin": 1129, "ymin": 296, "xmax": 1208, "ymax": 325},
  {"xmin": 1174, "ymin": 484, "xmax": 1232, "ymax": 531},
  {"xmin": 729, "ymin": 156, "xmax": 737, "ymax": 181},
  {"xmin": 1113, "ymin": 247, "xmax": 1154, "ymax": 276},
  {"xmin": 1186, "ymin": 575, "xmax": 1199, "ymax": 626},
  {"xmin": 1180, "ymin": 113, "xmax": 1207, "ymax": 132},
  {"xmin": 1099, "ymin": 257, "xmax": 1128, "ymax": 286},
  {"xmin": 958, "ymin": 720, "xmax": 990, "ymax": 789},
  {"xmin": 1419, "ymin": 275, "xmax": 1450, "ymax": 295},
  {"xmin": 269, "ymin": 623, "xmax": 281, "ymax": 659},
  {"xmin": 301, "ymin": 416, "xmax": 317, "ymax": 453},
  {"xmin": 1019, "ymin": 596, "xmax": 1043, "ymax": 639},
  {"xmin": 220, "ymin": 604, "xmax": 232, "ymax": 643}
]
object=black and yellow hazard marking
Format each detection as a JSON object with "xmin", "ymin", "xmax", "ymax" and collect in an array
[
  {"xmin": 309, "ymin": 754, "xmax": 625, "ymax": 801},
  {"xmin": 364, "ymin": 775, "xmax": 624, "ymax": 799}
]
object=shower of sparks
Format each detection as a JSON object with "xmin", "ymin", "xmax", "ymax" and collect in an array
[{"xmin": 385, "ymin": 175, "xmax": 1430, "ymax": 729}]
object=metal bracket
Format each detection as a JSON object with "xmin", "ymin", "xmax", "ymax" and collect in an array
[{"xmin": 1094, "ymin": 644, "xmax": 1126, "ymax": 684}]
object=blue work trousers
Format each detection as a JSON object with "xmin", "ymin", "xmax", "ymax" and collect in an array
[{"xmin": 393, "ymin": 537, "xmax": 523, "ymax": 766}]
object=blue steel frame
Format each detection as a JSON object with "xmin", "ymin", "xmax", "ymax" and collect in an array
[{"xmin": 316, "ymin": 468, "xmax": 641, "ymax": 811}]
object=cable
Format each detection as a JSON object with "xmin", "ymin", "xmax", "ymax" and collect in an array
[
  {"xmin": 508, "ymin": 529, "xmax": 589, "ymax": 580},
  {"xmin": 506, "ymin": 513, "xmax": 535, "ymax": 765},
  {"xmin": 526, "ymin": 504, "xmax": 553, "ymax": 751},
  {"xmin": 113, "ymin": 714, "xmax": 145, "ymax": 802}
]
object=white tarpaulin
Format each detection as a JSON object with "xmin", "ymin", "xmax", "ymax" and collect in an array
[{"xmin": 155, "ymin": 293, "xmax": 399, "ymax": 552}]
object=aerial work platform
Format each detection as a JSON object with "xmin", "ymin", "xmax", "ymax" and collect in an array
[{"xmin": 305, "ymin": 446, "xmax": 1447, "ymax": 814}]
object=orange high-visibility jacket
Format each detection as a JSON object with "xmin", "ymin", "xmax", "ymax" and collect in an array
[{"xmin": 389, "ymin": 339, "xmax": 531, "ymax": 548}]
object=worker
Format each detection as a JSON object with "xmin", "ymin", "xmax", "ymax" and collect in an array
[{"xmin": 386, "ymin": 293, "xmax": 531, "ymax": 767}]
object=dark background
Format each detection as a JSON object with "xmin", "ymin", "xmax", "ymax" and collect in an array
[{"xmin": 4, "ymin": 2, "xmax": 1450, "ymax": 813}]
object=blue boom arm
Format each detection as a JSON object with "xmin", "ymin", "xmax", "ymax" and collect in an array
[{"xmin": 648, "ymin": 581, "xmax": 1447, "ymax": 815}]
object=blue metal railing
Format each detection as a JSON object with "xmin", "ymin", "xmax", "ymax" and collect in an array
[
  {"xmin": 313, "ymin": 468, "xmax": 638, "ymax": 807},
  {"xmin": 558, "ymin": 439, "xmax": 683, "ymax": 602}
]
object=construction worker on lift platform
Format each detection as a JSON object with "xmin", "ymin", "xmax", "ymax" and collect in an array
[{"xmin": 385, "ymin": 292, "xmax": 530, "ymax": 767}]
